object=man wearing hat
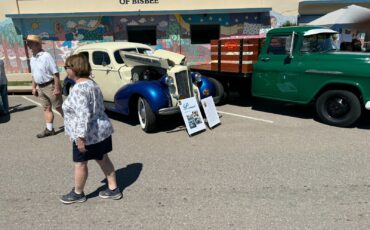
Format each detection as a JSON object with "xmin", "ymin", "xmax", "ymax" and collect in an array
[{"xmin": 26, "ymin": 34, "xmax": 64, "ymax": 138}]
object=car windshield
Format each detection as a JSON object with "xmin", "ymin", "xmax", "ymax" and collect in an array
[
  {"xmin": 114, "ymin": 48, "xmax": 153, "ymax": 64},
  {"xmin": 301, "ymin": 33, "xmax": 338, "ymax": 53}
]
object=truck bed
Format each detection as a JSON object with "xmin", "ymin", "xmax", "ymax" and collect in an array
[{"xmin": 191, "ymin": 38, "xmax": 261, "ymax": 76}]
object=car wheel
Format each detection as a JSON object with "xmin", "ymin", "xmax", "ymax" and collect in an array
[
  {"xmin": 316, "ymin": 90, "xmax": 361, "ymax": 127},
  {"xmin": 137, "ymin": 97, "xmax": 156, "ymax": 132},
  {"xmin": 208, "ymin": 78, "xmax": 225, "ymax": 104}
]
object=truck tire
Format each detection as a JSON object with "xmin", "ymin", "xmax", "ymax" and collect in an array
[
  {"xmin": 208, "ymin": 77, "xmax": 225, "ymax": 104},
  {"xmin": 137, "ymin": 97, "xmax": 156, "ymax": 132},
  {"xmin": 316, "ymin": 90, "xmax": 361, "ymax": 127}
]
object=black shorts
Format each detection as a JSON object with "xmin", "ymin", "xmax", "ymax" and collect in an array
[{"xmin": 73, "ymin": 136, "xmax": 112, "ymax": 162}]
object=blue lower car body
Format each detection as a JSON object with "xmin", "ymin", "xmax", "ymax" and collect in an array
[
  {"xmin": 62, "ymin": 72, "xmax": 218, "ymax": 116},
  {"xmin": 113, "ymin": 78, "xmax": 172, "ymax": 115}
]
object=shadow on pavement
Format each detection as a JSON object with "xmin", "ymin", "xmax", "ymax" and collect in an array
[
  {"xmin": 11, "ymin": 104, "xmax": 37, "ymax": 114},
  {"xmin": 86, "ymin": 163, "xmax": 143, "ymax": 199},
  {"xmin": 106, "ymin": 111, "xmax": 139, "ymax": 127},
  {"xmin": 225, "ymin": 94, "xmax": 370, "ymax": 129},
  {"xmin": 106, "ymin": 110, "xmax": 187, "ymax": 134}
]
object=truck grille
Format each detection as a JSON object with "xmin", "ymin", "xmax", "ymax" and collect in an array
[{"xmin": 175, "ymin": 70, "xmax": 193, "ymax": 99}]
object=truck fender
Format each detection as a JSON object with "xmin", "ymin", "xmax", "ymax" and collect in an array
[
  {"xmin": 313, "ymin": 81, "xmax": 363, "ymax": 104},
  {"xmin": 114, "ymin": 81, "xmax": 171, "ymax": 115}
]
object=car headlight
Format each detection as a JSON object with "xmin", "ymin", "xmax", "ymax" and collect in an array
[
  {"xmin": 132, "ymin": 72, "xmax": 140, "ymax": 82},
  {"xmin": 165, "ymin": 76, "xmax": 176, "ymax": 94},
  {"xmin": 165, "ymin": 76, "xmax": 175, "ymax": 86},
  {"xmin": 194, "ymin": 72, "xmax": 202, "ymax": 84}
]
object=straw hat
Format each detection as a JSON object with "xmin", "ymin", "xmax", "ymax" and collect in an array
[{"xmin": 26, "ymin": 34, "xmax": 43, "ymax": 44}]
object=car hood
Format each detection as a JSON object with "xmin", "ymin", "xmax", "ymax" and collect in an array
[
  {"xmin": 119, "ymin": 51, "xmax": 170, "ymax": 69},
  {"xmin": 152, "ymin": 49, "xmax": 186, "ymax": 65}
]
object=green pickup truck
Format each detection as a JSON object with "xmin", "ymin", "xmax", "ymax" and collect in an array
[{"xmin": 252, "ymin": 26, "xmax": 370, "ymax": 127}]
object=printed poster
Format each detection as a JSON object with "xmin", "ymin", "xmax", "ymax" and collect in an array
[
  {"xmin": 179, "ymin": 97, "xmax": 206, "ymax": 136},
  {"xmin": 201, "ymin": 96, "xmax": 221, "ymax": 128}
]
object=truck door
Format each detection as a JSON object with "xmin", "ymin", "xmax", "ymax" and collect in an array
[{"xmin": 253, "ymin": 33, "xmax": 300, "ymax": 101}]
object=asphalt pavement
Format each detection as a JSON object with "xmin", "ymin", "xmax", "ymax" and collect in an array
[{"xmin": 1, "ymin": 95, "xmax": 370, "ymax": 229}]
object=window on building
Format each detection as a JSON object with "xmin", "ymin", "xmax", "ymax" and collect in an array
[
  {"xmin": 92, "ymin": 51, "xmax": 111, "ymax": 66},
  {"xmin": 127, "ymin": 26, "xmax": 157, "ymax": 45},
  {"xmin": 191, "ymin": 24, "xmax": 220, "ymax": 44}
]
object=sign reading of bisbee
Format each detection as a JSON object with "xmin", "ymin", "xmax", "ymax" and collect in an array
[{"xmin": 119, "ymin": 0, "xmax": 159, "ymax": 4}]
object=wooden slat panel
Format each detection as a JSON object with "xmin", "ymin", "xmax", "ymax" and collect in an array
[
  {"xmin": 243, "ymin": 39, "xmax": 259, "ymax": 45},
  {"xmin": 220, "ymin": 46, "xmax": 240, "ymax": 52},
  {"xmin": 243, "ymin": 46, "xmax": 259, "ymax": 52},
  {"xmin": 211, "ymin": 46, "xmax": 218, "ymax": 52},
  {"xmin": 220, "ymin": 39, "xmax": 240, "ymax": 45},
  {"xmin": 242, "ymin": 64, "xmax": 254, "ymax": 73},
  {"xmin": 211, "ymin": 63, "xmax": 219, "ymax": 71},
  {"xmin": 211, "ymin": 55, "xmax": 219, "ymax": 61},
  {"xmin": 242, "ymin": 54, "xmax": 259, "ymax": 61},
  {"xmin": 211, "ymin": 40, "xmax": 219, "ymax": 46},
  {"xmin": 220, "ymin": 63, "xmax": 240, "ymax": 73},
  {"xmin": 220, "ymin": 55, "xmax": 240, "ymax": 61}
]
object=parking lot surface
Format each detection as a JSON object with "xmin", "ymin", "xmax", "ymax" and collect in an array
[{"xmin": 1, "ymin": 95, "xmax": 370, "ymax": 229}]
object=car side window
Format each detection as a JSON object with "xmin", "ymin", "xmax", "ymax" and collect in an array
[
  {"xmin": 93, "ymin": 51, "xmax": 111, "ymax": 66},
  {"xmin": 267, "ymin": 35, "xmax": 292, "ymax": 55},
  {"xmin": 114, "ymin": 51, "xmax": 124, "ymax": 64}
]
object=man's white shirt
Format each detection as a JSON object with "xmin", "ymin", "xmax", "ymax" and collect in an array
[{"xmin": 30, "ymin": 51, "xmax": 58, "ymax": 84}]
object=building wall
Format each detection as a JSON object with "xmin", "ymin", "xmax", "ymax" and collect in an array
[
  {"xmin": 0, "ymin": 0, "xmax": 299, "ymax": 74},
  {"xmin": 5, "ymin": 0, "xmax": 271, "ymax": 14}
]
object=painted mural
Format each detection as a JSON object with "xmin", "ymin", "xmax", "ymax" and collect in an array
[
  {"xmin": 2, "ymin": 11, "xmax": 296, "ymax": 73},
  {"xmin": 111, "ymin": 12, "xmax": 271, "ymax": 65},
  {"xmin": 0, "ymin": 18, "xmax": 28, "ymax": 74},
  {"xmin": 12, "ymin": 16, "xmax": 114, "ymax": 73}
]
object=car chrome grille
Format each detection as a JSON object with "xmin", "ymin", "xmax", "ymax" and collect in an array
[{"xmin": 175, "ymin": 70, "xmax": 193, "ymax": 99}]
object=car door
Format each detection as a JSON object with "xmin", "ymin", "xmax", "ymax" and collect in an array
[
  {"xmin": 253, "ymin": 33, "xmax": 300, "ymax": 101},
  {"xmin": 90, "ymin": 50, "xmax": 122, "ymax": 102}
]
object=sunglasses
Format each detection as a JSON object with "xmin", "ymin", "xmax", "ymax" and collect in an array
[{"xmin": 64, "ymin": 65, "xmax": 71, "ymax": 70}]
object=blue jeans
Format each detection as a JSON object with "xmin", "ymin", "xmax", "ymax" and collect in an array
[{"xmin": 0, "ymin": 84, "xmax": 9, "ymax": 113}]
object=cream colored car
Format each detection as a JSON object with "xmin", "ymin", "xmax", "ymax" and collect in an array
[{"xmin": 69, "ymin": 42, "xmax": 219, "ymax": 132}]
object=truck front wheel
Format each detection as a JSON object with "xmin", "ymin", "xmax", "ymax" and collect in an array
[
  {"xmin": 316, "ymin": 90, "xmax": 361, "ymax": 127},
  {"xmin": 137, "ymin": 97, "xmax": 156, "ymax": 132}
]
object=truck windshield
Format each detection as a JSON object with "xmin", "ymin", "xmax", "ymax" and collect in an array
[{"xmin": 301, "ymin": 34, "xmax": 338, "ymax": 53}]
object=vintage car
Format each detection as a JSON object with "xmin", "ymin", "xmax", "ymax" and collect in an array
[{"xmin": 63, "ymin": 42, "xmax": 222, "ymax": 132}]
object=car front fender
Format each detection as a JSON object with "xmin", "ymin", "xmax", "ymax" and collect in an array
[
  {"xmin": 198, "ymin": 75, "xmax": 217, "ymax": 99},
  {"xmin": 114, "ymin": 81, "xmax": 171, "ymax": 115}
]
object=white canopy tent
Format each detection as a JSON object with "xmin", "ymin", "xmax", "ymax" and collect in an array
[
  {"xmin": 307, "ymin": 4, "xmax": 370, "ymax": 50},
  {"xmin": 307, "ymin": 4, "xmax": 370, "ymax": 27}
]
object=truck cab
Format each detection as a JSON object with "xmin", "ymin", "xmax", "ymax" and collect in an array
[{"xmin": 252, "ymin": 26, "xmax": 370, "ymax": 127}]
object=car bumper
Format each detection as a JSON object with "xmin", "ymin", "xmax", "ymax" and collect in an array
[
  {"xmin": 158, "ymin": 106, "xmax": 180, "ymax": 115},
  {"xmin": 158, "ymin": 96, "xmax": 220, "ymax": 115}
]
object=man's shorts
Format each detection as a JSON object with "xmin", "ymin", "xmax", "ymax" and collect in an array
[{"xmin": 38, "ymin": 83, "xmax": 63, "ymax": 109}]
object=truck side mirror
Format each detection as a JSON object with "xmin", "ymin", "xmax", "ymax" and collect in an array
[{"xmin": 288, "ymin": 32, "xmax": 296, "ymax": 59}]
